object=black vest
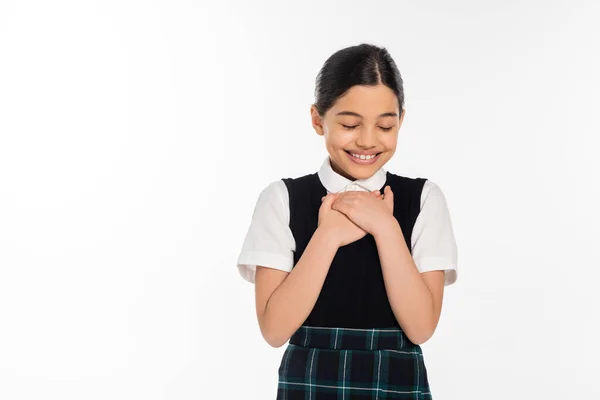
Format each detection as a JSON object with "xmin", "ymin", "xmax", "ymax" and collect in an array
[{"xmin": 282, "ymin": 171, "xmax": 427, "ymax": 329}]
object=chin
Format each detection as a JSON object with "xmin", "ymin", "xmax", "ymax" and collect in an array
[
  {"xmin": 348, "ymin": 167, "xmax": 378, "ymax": 180},
  {"xmin": 340, "ymin": 162, "xmax": 380, "ymax": 180}
]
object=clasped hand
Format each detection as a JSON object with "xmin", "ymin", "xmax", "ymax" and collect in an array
[{"xmin": 317, "ymin": 186, "xmax": 396, "ymax": 247}]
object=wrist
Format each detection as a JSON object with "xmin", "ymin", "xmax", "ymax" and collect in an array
[
  {"xmin": 372, "ymin": 215, "xmax": 400, "ymax": 240},
  {"xmin": 314, "ymin": 225, "xmax": 342, "ymax": 250}
]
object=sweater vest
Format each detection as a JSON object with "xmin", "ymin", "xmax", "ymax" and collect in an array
[{"xmin": 282, "ymin": 171, "xmax": 427, "ymax": 328}]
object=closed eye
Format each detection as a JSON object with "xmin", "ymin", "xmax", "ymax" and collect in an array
[{"xmin": 341, "ymin": 124, "xmax": 395, "ymax": 131}]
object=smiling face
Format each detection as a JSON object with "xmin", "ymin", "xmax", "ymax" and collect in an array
[{"xmin": 311, "ymin": 84, "xmax": 405, "ymax": 181}]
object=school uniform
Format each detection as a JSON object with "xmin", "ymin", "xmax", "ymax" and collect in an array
[{"xmin": 237, "ymin": 157, "xmax": 458, "ymax": 399}]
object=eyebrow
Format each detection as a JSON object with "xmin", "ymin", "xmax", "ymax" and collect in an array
[{"xmin": 335, "ymin": 111, "xmax": 398, "ymax": 118}]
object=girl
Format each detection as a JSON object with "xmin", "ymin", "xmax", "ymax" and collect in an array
[{"xmin": 237, "ymin": 43, "xmax": 458, "ymax": 399}]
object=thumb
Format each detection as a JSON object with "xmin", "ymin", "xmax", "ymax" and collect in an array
[
  {"xmin": 321, "ymin": 193, "xmax": 337, "ymax": 208},
  {"xmin": 383, "ymin": 186, "xmax": 394, "ymax": 208}
]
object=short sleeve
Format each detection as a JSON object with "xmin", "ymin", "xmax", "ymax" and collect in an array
[
  {"xmin": 411, "ymin": 180, "xmax": 458, "ymax": 286},
  {"xmin": 236, "ymin": 180, "xmax": 296, "ymax": 283}
]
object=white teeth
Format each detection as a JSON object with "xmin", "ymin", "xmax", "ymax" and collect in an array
[{"xmin": 351, "ymin": 153, "xmax": 376, "ymax": 160}]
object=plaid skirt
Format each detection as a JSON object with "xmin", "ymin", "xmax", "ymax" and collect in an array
[{"xmin": 277, "ymin": 326, "xmax": 432, "ymax": 400}]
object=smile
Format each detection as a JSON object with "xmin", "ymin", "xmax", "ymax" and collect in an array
[{"xmin": 345, "ymin": 151, "xmax": 381, "ymax": 165}]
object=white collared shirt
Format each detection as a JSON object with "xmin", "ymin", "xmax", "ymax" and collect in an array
[{"xmin": 237, "ymin": 157, "xmax": 458, "ymax": 286}]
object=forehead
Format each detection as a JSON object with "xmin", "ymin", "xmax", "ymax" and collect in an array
[{"xmin": 329, "ymin": 84, "xmax": 399, "ymax": 118}]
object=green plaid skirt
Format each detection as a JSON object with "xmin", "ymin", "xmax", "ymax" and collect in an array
[{"xmin": 277, "ymin": 326, "xmax": 432, "ymax": 399}]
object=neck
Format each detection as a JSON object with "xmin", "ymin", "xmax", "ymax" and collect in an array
[{"xmin": 329, "ymin": 157, "xmax": 357, "ymax": 181}]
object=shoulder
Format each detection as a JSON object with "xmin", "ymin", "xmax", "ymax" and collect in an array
[
  {"xmin": 281, "ymin": 172, "xmax": 319, "ymax": 188},
  {"xmin": 385, "ymin": 172, "xmax": 448, "ymax": 210},
  {"xmin": 259, "ymin": 179, "xmax": 288, "ymax": 198},
  {"xmin": 419, "ymin": 179, "xmax": 449, "ymax": 210},
  {"xmin": 253, "ymin": 172, "xmax": 319, "ymax": 211},
  {"xmin": 386, "ymin": 171, "xmax": 428, "ymax": 186},
  {"xmin": 281, "ymin": 172, "xmax": 321, "ymax": 201},
  {"xmin": 252, "ymin": 179, "xmax": 289, "ymax": 215},
  {"xmin": 385, "ymin": 171, "xmax": 428, "ymax": 198}
]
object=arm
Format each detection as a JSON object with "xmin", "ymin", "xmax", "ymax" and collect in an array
[
  {"xmin": 255, "ymin": 227, "xmax": 339, "ymax": 348},
  {"xmin": 238, "ymin": 180, "xmax": 333, "ymax": 348},
  {"xmin": 330, "ymin": 182, "xmax": 457, "ymax": 345},
  {"xmin": 254, "ymin": 191, "xmax": 373, "ymax": 348},
  {"xmin": 373, "ymin": 219, "xmax": 445, "ymax": 345}
]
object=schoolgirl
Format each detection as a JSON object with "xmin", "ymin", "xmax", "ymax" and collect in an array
[{"xmin": 237, "ymin": 43, "xmax": 458, "ymax": 399}]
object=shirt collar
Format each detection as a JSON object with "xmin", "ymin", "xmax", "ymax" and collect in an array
[{"xmin": 317, "ymin": 156, "xmax": 387, "ymax": 193}]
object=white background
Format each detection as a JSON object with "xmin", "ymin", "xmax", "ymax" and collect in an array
[{"xmin": 1, "ymin": 0, "xmax": 599, "ymax": 399}]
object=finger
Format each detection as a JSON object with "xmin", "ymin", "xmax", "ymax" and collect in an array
[
  {"xmin": 321, "ymin": 193, "xmax": 337, "ymax": 207},
  {"xmin": 331, "ymin": 197, "xmax": 352, "ymax": 215},
  {"xmin": 338, "ymin": 191, "xmax": 364, "ymax": 200},
  {"xmin": 385, "ymin": 185, "xmax": 393, "ymax": 197},
  {"xmin": 339, "ymin": 191, "xmax": 373, "ymax": 206},
  {"xmin": 383, "ymin": 185, "xmax": 394, "ymax": 208},
  {"xmin": 335, "ymin": 192, "xmax": 361, "ymax": 206}
]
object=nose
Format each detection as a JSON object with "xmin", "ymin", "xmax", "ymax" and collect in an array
[{"xmin": 355, "ymin": 126, "xmax": 377, "ymax": 148}]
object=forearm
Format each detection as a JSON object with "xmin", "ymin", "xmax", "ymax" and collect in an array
[
  {"xmin": 262, "ymin": 227, "xmax": 339, "ymax": 347},
  {"xmin": 374, "ymin": 218, "xmax": 436, "ymax": 344}
]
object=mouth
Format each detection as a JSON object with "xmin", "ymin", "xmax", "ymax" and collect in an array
[{"xmin": 344, "ymin": 150, "xmax": 382, "ymax": 165}]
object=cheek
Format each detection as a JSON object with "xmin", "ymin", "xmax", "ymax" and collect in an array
[
  {"xmin": 324, "ymin": 129, "xmax": 354, "ymax": 148},
  {"xmin": 380, "ymin": 134, "xmax": 398, "ymax": 150}
]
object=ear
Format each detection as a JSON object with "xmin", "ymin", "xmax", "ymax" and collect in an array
[
  {"xmin": 310, "ymin": 105, "xmax": 324, "ymax": 136},
  {"xmin": 398, "ymin": 108, "xmax": 406, "ymax": 129}
]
